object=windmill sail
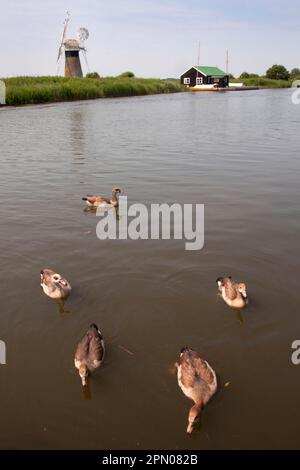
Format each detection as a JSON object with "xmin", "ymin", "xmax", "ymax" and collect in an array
[
  {"xmin": 82, "ymin": 50, "xmax": 90, "ymax": 73},
  {"xmin": 57, "ymin": 12, "xmax": 70, "ymax": 63}
]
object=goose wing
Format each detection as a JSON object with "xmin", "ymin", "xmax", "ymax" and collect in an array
[
  {"xmin": 86, "ymin": 324, "xmax": 105, "ymax": 368},
  {"xmin": 224, "ymin": 283, "xmax": 238, "ymax": 300},
  {"xmin": 85, "ymin": 195, "xmax": 111, "ymax": 205},
  {"xmin": 220, "ymin": 278, "xmax": 238, "ymax": 301},
  {"xmin": 191, "ymin": 355, "xmax": 215, "ymax": 386},
  {"xmin": 40, "ymin": 269, "xmax": 55, "ymax": 286},
  {"xmin": 179, "ymin": 349, "xmax": 199, "ymax": 388},
  {"xmin": 179, "ymin": 349, "xmax": 215, "ymax": 388},
  {"xmin": 74, "ymin": 333, "xmax": 90, "ymax": 364}
]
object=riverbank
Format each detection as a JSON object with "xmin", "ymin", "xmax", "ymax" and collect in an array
[{"xmin": 1, "ymin": 76, "xmax": 183, "ymax": 106}]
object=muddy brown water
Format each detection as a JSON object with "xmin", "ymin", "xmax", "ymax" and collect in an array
[{"xmin": 0, "ymin": 90, "xmax": 300, "ymax": 449}]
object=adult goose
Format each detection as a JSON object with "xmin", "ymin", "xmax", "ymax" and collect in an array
[
  {"xmin": 217, "ymin": 276, "xmax": 248, "ymax": 308},
  {"xmin": 74, "ymin": 324, "xmax": 105, "ymax": 386},
  {"xmin": 82, "ymin": 187, "xmax": 121, "ymax": 209},
  {"xmin": 40, "ymin": 269, "xmax": 72, "ymax": 300},
  {"xmin": 176, "ymin": 347, "xmax": 217, "ymax": 434}
]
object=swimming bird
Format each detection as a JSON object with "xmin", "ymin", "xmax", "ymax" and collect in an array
[
  {"xmin": 216, "ymin": 276, "xmax": 248, "ymax": 308},
  {"xmin": 40, "ymin": 269, "xmax": 72, "ymax": 300},
  {"xmin": 74, "ymin": 324, "xmax": 105, "ymax": 386},
  {"xmin": 176, "ymin": 347, "xmax": 217, "ymax": 434},
  {"xmin": 82, "ymin": 187, "xmax": 122, "ymax": 208}
]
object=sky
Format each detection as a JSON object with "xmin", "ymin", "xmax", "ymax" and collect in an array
[{"xmin": 0, "ymin": 0, "xmax": 299, "ymax": 78}]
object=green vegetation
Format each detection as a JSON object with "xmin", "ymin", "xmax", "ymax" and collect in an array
[
  {"xmin": 232, "ymin": 77, "xmax": 292, "ymax": 88},
  {"xmin": 266, "ymin": 64, "xmax": 290, "ymax": 81},
  {"xmin": 86, "ymin": 72, "xmax": 100, "ymax": 79},
  {"xmin": 117, "ymin": 71, "xmax": 135, "ymax": 78},
  {"xmin": 236, "ymin": 65, "xmax": 300, "ymax": 87},
  {"xmin": 232, "ymin": 64, "xmax": 300, "ymax": 88},
  {"xmin": 239, "ymin": 72, "xmax": 259, "ymax": 79},
  {"xmin": 290, "ymin": 68, "xmax": 300, "ymax": 80},
  {"xmin": 2, "ymin": 75, "xmax": 183, "ymax": 106}
]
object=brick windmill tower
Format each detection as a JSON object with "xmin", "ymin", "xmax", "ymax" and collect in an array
[{"xmin": 57, "ymin": 12, "xmax": 90, "ymax": 77}]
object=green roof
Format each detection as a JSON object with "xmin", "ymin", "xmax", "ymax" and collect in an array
[{"xmin": 193, "ymin": 65, "xmax": 227, "ymax": 76}]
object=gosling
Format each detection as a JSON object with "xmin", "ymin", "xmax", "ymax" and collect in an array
[
  {"xmin": 74, "ymin": 324, "xmax": 105, "ymax": 386},
  {"xmin": 216, "ymin": 276, "xmax": 248, "ymax": 308},
  {"xmin": 176, "ymin": 347, "xmax": 217, "ymax": 434},
  {"xmin": 40, "ymin": 269, "xmax": 72, "ymax": 300}
]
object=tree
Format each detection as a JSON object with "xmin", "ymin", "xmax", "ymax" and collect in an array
[
  {"xmin": 118, "ymin": 71, "xmax": 135, "ymax": 78},
  {"xmin": 240, "ymin": 72, "xmax": 250, "ymax": 79},
  {"xmin": 290, "ymin": 68, "xmax": 300, "ymax": 80},
  {"xmin": 266, "ymin": 64, "xmax": 290, "ymax": 81},
  {"xmin": 228, "ymin": 73, "xmax": 235, "ymax": 80},
  {"xmin": 86, "ymin": 72, "xmax": 100, "ymax": 79}
]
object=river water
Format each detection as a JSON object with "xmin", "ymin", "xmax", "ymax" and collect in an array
[{"xmin": 0, "ymin": 90, "xmax": 300, "ymax": 449}]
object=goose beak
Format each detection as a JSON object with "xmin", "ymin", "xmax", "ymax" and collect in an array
[{"xmin": 81, "ymin": 376, "xmax": 87, "ymax": 387}]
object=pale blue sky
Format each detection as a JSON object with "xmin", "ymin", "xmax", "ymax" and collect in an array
[{"xmin": 0, "ymin": 0, "xmax": 299, "ymax": 78}]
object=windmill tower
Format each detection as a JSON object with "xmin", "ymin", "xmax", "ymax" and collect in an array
[{"xmin": 57, "ymin": 12, "xmax": 90, "ymax": 77}]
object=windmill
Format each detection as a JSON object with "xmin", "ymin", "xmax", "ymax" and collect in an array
[{"xmin": 57, "ymin": 12, "xmax": 90, "ymax": 77}]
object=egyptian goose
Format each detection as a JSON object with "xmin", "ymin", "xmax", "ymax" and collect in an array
[
  {"xmin": 176, "ymin": 347, "xmax": 217, "ymax": 434},
  {"xmin": 82, "ymin": 187, "xmax": 121, "ymax": 208},
  {"xmin": 74, "ymin": 324, "xmax": 105, "ymax": 386},
  {"xmin": 217, "ymin": 276, "xmax": 248, "ymax": 308},
  {"xmin": 40, "ymin": 269, "xmax": 72, "ymax": 300}
]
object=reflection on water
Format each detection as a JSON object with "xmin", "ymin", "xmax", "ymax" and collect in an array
[
  {"xmin": 234, "ymin": 310, "xmax": 244, "ymax": 324},
  {"xmin": 0, "ymin": 91, "xmax": 300, "ymax": 449},
  {"xmin": 58, "ymin": 298, "xmax": 71, "ymax": 315},
  {"xmin": 70, "ymin": 108, "xmax": 87, "ymax": 165},
  {"xmin": 82, "ymin": 381, "xmax": 92, "ymax": 401}
]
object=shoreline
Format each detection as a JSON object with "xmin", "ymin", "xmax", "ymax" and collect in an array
[{"xmin": 0, "ymin": 81, "xmax": 291, "ymax": 109}]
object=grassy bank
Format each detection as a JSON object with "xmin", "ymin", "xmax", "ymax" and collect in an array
[
  {"xmin": 2, "ymin": 76, "xmax": 184, "ymax": 106},
  {"xmin": 231, "ymin": 77, "xmax": 292, "ymax": 88}
]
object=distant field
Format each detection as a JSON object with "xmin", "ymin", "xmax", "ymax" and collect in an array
[{"xmin": 1, "ymin": 76, "xmax": 184, "ymax": 106}]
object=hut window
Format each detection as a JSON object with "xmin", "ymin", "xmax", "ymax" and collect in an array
[
  {"xmin": 196, "ymin": 77, "xmax": 203, "ymax": 85},
  {"xmin": 184, "ymin": 77, "xmax": 190, "ymax": 85}
]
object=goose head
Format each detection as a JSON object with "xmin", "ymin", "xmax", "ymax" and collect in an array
[
  {"xmin": 79, "ymin": 364, "xmax": 88, "ymax": 386},
  {"xmin": 112, "ymin": 187, "xmax": 122, "ymax": 200},
  {"xmin": 52, "ymin": 273, "xmax": 71, "ymax": 295},
  {"xmin": 112, "ymin": 187, "xmax": 121, "ymax": 194}
]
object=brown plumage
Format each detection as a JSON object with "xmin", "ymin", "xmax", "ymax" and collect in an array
[
  {"xmin": 74, "ymin": 324, "xmax": 105, "ymax": 386},
  {"xmin": 176, "ymin": 347, "xmax": 217, "ymax": 434},
  {"xmin": 82, "ymin": 187, "xmax": 121, "ymax": 208},
  {"xmin": 217, "ymin": 277, "xmax": 248, "ymax": 308}
]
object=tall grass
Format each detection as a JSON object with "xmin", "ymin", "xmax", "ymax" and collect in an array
[{"xmin": 1, "ymin": 76, "xmax": 183, "ymax": 106}]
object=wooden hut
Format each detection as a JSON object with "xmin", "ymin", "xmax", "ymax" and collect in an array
[{"xmin": 180, "ymin": 66, "xmax": 229, "ymax": 88}]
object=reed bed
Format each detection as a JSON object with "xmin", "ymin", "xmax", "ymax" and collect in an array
[{"xmin": 2, "ymin": 76, "xmax": 183, "ymax": 106}]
